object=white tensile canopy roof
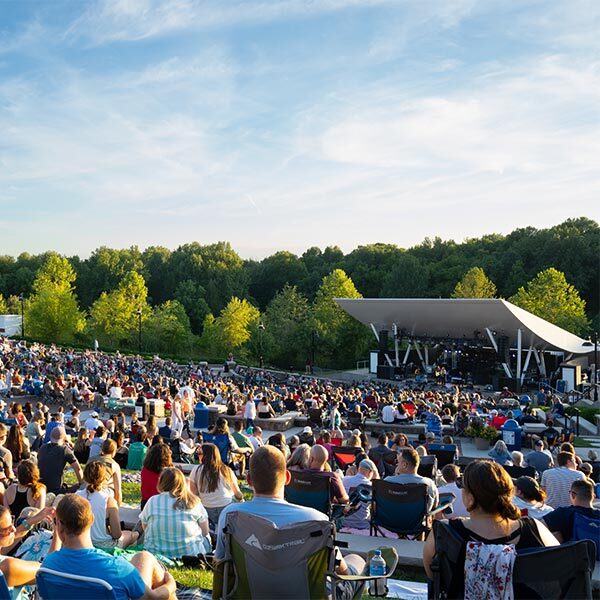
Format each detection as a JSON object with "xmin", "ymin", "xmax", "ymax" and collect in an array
[{"xmin": 334, "ymin": 298, "xmax": 593, "ymax": 355}]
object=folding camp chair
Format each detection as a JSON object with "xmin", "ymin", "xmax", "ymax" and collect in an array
[
  {"xmin": 427, "ymin": 444, "xmax": 457, "ymax": 469},
  {"xmin": 331, "ymin": 446, "xmax": 361, "ymax": 473},
  {"xmin": 370, "ymin": 481, "xmax": 451, "ymax": 539},
  {"xmin": 431, "ymin": 520, "xmax": 596, "ymax": 599},
  {"xmin": 0, "ymin": 573, "xmax": 11, "ymax": 600},
  {"xmin": 37, "ymin": 567, "xmax": 118, "ymax": 600},
  {"xmin": 572, "ymin": 512, "xmax": 600, "ymax": 562},
  {"xmin": 367, "ymin": 447, "xmax": 397, "ymax": 478},
  {"xmin": 285, "ymin": 470, "xmax": 333, "ymax": 516},
  {"xmin": 213, "ymin": 511, "xmax": 399, "ymax": 600},
  {"xmin": 203, "ymin": 433, "xmax": 233, "ymax": 465},
  {"xmin": 308, "ymin": 408, "xmax": 324, "ymax": 429},
  {"xmin": 417, "ymin": 455, "xmax": 437, "ymax": 479}
]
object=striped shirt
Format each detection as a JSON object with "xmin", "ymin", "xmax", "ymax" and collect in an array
[
  {"xmin": 541, "ymin": 467, "xmax": 585, "ymax": 509},
  {"xmin": 140, "ymin": 492, "xmax": 210, "ymax": 558}
]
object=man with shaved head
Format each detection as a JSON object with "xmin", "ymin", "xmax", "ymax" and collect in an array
[
  {"xmin": 214, "ymin": 446, "xmax": 365, "ymax": 596},
  {"xmin": 305, "ymin": 444, "xmax": 349, "ymax": 504}
]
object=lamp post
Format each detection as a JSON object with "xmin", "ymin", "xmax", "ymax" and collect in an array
[
  {"xmin": 18, "ymin": 293, "xmax": 24, "ymax": 337},
  {"xmin": 258, "ymin": 322, "xmax": 265, "ymax": 369},
  {"xmin": 594, "ymin": 331, "xmax": 599, "ymax": 403},
  {"xmin": 136, "ymin": 309, "xmax": 142, "ymax": 354}
]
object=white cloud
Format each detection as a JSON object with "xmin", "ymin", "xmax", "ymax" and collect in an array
[
  {"xmin": 315, "ymin": 56, "xmax": 600, "ymax": 175},
  {"xmin": 67, "ymin": 0, "xmax": 473, "ymax": 44}
]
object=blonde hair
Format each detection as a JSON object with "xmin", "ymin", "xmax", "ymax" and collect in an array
[{"xmin": 158, "ymin": 467, "xmax": 199, "ymax": 510}]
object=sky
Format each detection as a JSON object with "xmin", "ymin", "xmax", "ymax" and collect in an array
[{"xmin": 1, "ymin": 0, "xmax": 599, "ymax": 259}]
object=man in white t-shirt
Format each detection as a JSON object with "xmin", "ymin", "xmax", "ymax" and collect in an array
[
  {"xmin": 84, "ymin": 411, "xmax": 102, "ymax": 432},
  {"xmin": 381, "ymin": 403, "xmax": 400, "ymax": 424}
]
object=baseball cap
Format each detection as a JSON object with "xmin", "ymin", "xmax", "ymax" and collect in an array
[
  {"xmin": 358, "ymin": 459, "xmax": 377, "ymax": 472},
  {"xmin": 91, "ymin": 411, "xmax": 99, "ymax": 417}
]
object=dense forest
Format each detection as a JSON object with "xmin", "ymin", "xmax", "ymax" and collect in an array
[{"xmin": 0, "ymin": 217, "xmax": 597, "ymax": 369}]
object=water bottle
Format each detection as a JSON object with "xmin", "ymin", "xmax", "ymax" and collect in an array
[{"xmin": 368, "ymin": 549, "xmax": 387, "ymax": 596}]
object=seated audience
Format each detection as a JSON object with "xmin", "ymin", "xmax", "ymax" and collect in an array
[
  {"xmin": 141, "ymin": 467, "xmax": 211, "ymax": 558},
  {"xmin": 189, "ymin": 443, "xmax": 243, "ymax": 528},
  {"xmin": 43, "ymin": 494, "xmax": 176, "ymax": 599},
  {"xmin": 38, "ymin": 426, "xmax": 84, "ymax": 495},
  {"xmin": 503, "ymin": 451, "xmax": 539, "ymax": 480},
  {"xmin": 286, "ymin": 444, "xmax": 310, "ymax": 471},
  {"xmin": 305, "ymin": 445, "xmax": 349, "ymax": 504},
  {"xmin": 341, "ymin": 459, "xmax": 378, "ymax": 531},
  {"xmin": 423, "ymin": 460, "xmax": 558, "ymax": 579},
  {"xmin": 73, "ymin": 427, "xmax": 91, "ymax": 464},
  {"xmin": 525, "ymin": 439, "xmax": 553, "ymax": 473},
  {"xmin": 77, "ymin": 461, "xmax": 138, "ymax": 549},
  {"xmin": 488, "ymin": 440, "xmax": 512, "ymax": 466},
  {"xmin": 437, "ymin": 464, "xmax": 468, "ymax": 518},
  {"xmin": 3, "ymin": 460, "xmax": 46, "ymax": 517},
  {"xmin": 0, "ymin": 505, "xmax": 59, "ymax": 595},
  {"xmin": 141, "ymin": 443, "xmax": 173, "ymax": 510},
  {"xmin": 542, "ymin": 451, "xmax": 585, "ymax": 508},
  {"xmin": 512, "ymin": 476, "xmax": 553, "ymax": 519},
  {"xmin": 215, "ymin": 446, "xmax": 366, "ymax": 597},
  {"xmin": 386, "ymin": 447, "xmax": 438, "ymax": 512},
  {"xmin": 543, "ymin": 478, "xmax": 600, "ymax": 542},
  {"xmin": 93, "ymin": 438, "xmax": 122, "ymax": 505}
]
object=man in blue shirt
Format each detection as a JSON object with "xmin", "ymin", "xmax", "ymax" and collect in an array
[
  {"xmin": 215, "ymin": 446, "xmax": 366, "ymax": 596},
  {"xmin": 43, "ymin": 494, "xmax": 176, "ymax": 600}
]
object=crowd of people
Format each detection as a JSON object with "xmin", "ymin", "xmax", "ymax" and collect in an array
[{"xmin": 0, "ymin": 336, "xmax": 598, "ymax": 599}]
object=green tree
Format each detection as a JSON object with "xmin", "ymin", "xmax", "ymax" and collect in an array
[
  {"xmin": 452, "ymin": 267, "xmax": 497, "ymax": 298},
  {"xmin": 510, "ymin": 268, "xmax": 590, "ymax": 335},
  {"xmin": 313, "ymin": 269, "xmax": 369, "ymax": 367},
  {"xmin": 143, "ymin": 300, "xmax": 194, "ymax": 354},
  {"xmin": 0, "ymin": 294, "xmax": 7, "ymax": 314},
  {"xmin": 200, "ymin": 298, "xmax": 260, "ymax": 358},
  {"xmin": 262, "ymin": 285, "xmax": 312, "ymax": 368},
  {"xmin": 89, "ymin": 271, "xmax": 149, "ymax": 347},
  {"xmin": 173, "ymin": 280, "xmax": 211, "ymax": 334},
  {"xmin": 25, "ymin": 255, "xmax": 86, "ymax": 342},
  {"xmin": 381, "ymin": 255, "xmax": 430, "ymax": 297},
  {"xmin": 249, "ymin": 251, "xmax": 308, "ymax": 309}
]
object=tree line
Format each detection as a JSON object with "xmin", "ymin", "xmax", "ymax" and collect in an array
[{"xmin": 0, "ymin": 217, "xmax": 596, "ymax": 369}]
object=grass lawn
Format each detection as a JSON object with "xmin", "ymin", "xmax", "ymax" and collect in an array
[{"xmin": 573, "ymin": 436, "xmax": 594, "ymax": 448}]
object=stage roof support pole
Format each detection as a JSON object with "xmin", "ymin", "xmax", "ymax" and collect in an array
[
  {"xmin": 532, "ymin": 348, "xmax": 547, "ymax": 377},
  {"xmin": 403, "ymin": 342, "xmax": 411, "ymax": 365},
  {"xmin": 370, "ymin": 323, "xmax": 379, "ymax": 343},
  {"xmin": 521, "ymin": 345, "xmax": 534, "ymax": 384},
  {"xmin": 393, "ymin": 323, "xmax": 400, "ymax": 367},
  {"xmin": 516, "ymin": 328, "xmax": 523, "ymax": 380},
  {"xmin": 502, "ymin": 363, "xmax": 513, "ymax": 378},
  {"xmin": 413, "ymin": 340, "xmax": 425, "ymax": 369},
  {"xmin": 485, "ymin": 328, "xmax": 498, "ymax": 352},
  {"xmin": 424, "ymin": 345, "xmax": 429, "ymax": 367}
]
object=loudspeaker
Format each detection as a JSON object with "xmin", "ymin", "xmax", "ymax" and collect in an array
[
  {"xmin": 378, "ymin": 330, "xmax": 389, "ymax": 352},
  {"xmin": 377, "ymin": 365, "xmax": 395, "ymax": 380}
]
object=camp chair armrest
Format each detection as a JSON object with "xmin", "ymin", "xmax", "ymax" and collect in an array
[{"xmin": 428, "ymin": 497, "xmax": 456, "ymax": 519}]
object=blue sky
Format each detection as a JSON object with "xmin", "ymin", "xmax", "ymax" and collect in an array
[{"xmin": 1, "ymin": 0, "xmax": 599, "ymax": 258}]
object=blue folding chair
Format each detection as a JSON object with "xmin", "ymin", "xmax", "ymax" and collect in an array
[
  {"xmin": 370, "ymin": 480, "xmax": 451, "ymax": 539},
  {"xmin": 0, "ymin": 573, "xmax": 11, "ymax": 600},
  {"xmin": 284, "ymin": 470, "xmax": 332, "ymax": 516},
  {"xmin": 36, "ymin": 567, "xmax": 117, "ymax": 600},
  {"xmin": 428, "ymin": 444, "xmax": 458, "ymax": 469},
  {"xmin": 203, "ymin": 432, "xmax": 232, "ymax": 465}
]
